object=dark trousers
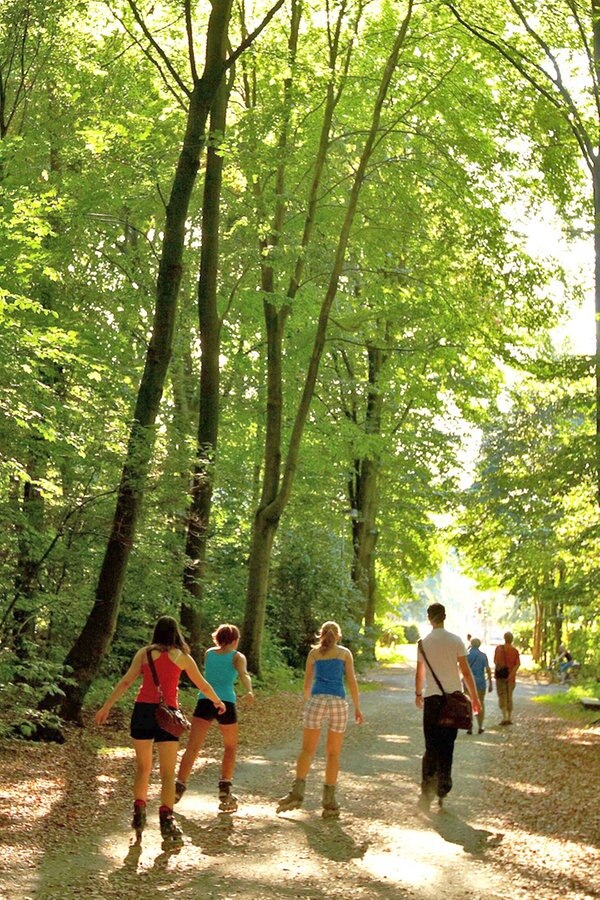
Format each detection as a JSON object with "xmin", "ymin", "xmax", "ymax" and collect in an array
[{"xmin": 421, "ymin": 695, "xmax": 458, "ymax": 798}]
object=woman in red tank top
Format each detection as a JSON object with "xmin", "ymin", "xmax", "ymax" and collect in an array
[{"xmin": 95, "ymin": 616, "xmax": 225, "ymax": 841}]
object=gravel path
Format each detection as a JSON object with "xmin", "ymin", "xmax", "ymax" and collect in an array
[{"xmin": 2, "ymin": 664, "xmax": 599, "ymax": 899}]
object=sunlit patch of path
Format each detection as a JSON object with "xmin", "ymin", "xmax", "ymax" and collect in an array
[{"xmin": 13, "ymin": 661, "xmax": 598, "ymax": 899}]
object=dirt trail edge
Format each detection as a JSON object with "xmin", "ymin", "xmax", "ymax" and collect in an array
[{"xmin": 2, "ymin": 663, "xmax": 599, "ymax": 900}]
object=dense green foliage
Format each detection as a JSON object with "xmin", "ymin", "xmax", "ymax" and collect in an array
[
  {"xmin": 1, "ymin": 0, "xmax": 598, "ymax": 729},
  {"xmin": 455, "ymin": 370, "xmax": 600, "ymax": 668}
]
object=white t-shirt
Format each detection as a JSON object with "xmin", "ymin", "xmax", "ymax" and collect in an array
[{"xmin": 419, "ymin": 628, "xmax": 466, "ymax": 697}]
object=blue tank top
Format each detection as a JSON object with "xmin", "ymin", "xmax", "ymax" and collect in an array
[
  {"xmin": 198, "ymin": 649, "xmax": 237, "ymax": 703},
  {"xmin": 312, "ymin": 657, "xmax": 345, "ymax": 699}
]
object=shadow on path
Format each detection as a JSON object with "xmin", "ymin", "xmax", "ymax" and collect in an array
[
  {"xmin": 279, "ymin": 815, "xmax": 370, "ymax": 862},
  {"xmin": 176, "ymin": 809, "xmax": 237, "ymax": 856},
  {"xmin": 426, "ymin": 808, "xmax": 504, "ymax": 857}
]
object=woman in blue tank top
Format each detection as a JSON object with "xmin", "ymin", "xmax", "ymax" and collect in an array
[
  {"xmin": 174, "ymin": 623, "xmax": 253, "ymax": 812},
  {"xmin": 277, "ymin": 621, "xmax": 363, "ymax": 818}
]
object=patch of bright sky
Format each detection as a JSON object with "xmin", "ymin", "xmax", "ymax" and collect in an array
[
  {"xmin": 439, "ymin": 194, "xmax": 594, "ymax": 495},
  {"xmin": 523, "ymin": 199, "xmax": 594, "ymax": 355}
]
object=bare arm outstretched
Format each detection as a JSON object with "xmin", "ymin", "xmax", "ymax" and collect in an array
[
  {"xmin": 344, "ymin": 649, "xmax": 364, "ymax": 725},
  {"xmin": 95, "ymin": 648, "xmax": 145, "ymax": 725},
  {"xmin": 234, "ymin": 652, "xmax": 254, "ymax": 704}
]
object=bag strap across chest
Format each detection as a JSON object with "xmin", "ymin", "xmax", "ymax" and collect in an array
[
  {"xmin": 146, "ymin": 649, "xmax": 165, "ymax": 702},
  {"xmin": 418, "ymin": 640, "xmax": 447, "ymax": 696}
]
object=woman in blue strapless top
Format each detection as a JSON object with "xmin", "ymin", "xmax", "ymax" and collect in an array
[{"xmin": 276, "ymin": 621, "xmax": 363, "ymax": 818}]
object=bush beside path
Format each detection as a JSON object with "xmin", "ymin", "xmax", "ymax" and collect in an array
[{"xmin": 0, "ymin": 665, "xmax": 598, "ymax": 899}]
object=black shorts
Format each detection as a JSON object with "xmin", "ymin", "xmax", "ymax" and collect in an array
[
  {"xmin": 130, "ymin": 702, "xmax": 180, "ymax": 743},
  {"xmin": 193, "ymin": 698, "xmax": 237, "ymax": 725}
]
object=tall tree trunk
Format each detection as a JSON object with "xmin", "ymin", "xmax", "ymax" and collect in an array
[
  {"xmin": 353, "ymin": 462, "xmax": 379, "ymax": 656},
  {"xmin": 242, "ymin": 509, "xmax": 279, "ymax": 673},
  {"xmin": 181, "ymin": 75, "xmax": 230, "ymax": 658},
  {"xmin": 532, "ymin": 594, "xmax": 543, "ymax": 663},
  {"xmin": 240, "ymin": 0, "xmax": 302, "ymax": 674},
  {"xmin": 40, "ymin": 1, "xmax": 234, "ymax": 721},
  {"xmin": 241, "ymin": 3, "xmax": 415, "ymax": 674},
  {"xmin": 553, "ymin": 559, "xmax": 566, "ymax": 651},
  {"xmin": 350, "ymin": 344, "xmax": 385, "ymax": 659},
  {"xmin": 12, "ymin": 471, "xmax": 43, "ymax": 659}
]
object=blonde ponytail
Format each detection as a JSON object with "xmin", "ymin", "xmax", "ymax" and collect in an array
[{"xmin": 315, "ymin": 621, "xmax": 341, "ymax": 654}]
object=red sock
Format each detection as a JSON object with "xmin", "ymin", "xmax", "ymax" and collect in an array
[{"xmin": 134, "ymin": 799, "xmax": 146, "ymax": 807}]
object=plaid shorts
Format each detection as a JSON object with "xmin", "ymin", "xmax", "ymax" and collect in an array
[{"xmin": 303, "ymin": 695, "xmax": 349, "ymax": 733}]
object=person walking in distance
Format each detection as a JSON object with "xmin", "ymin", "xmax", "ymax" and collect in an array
[
  {"xmin": 555, "ymin": 643, "xmax": 575, "ymax": 683},
  {"xmin": 277, "ymin": 621, "xmax": 363, "ymax": 818},
  {"xmin": 94, "ymin": 615, "xmax": 225, "ymax": 841},
  {"xmin": 174, "ymin": 624, "xmax": 254, "ymax": 812},
  {"xmin": 494, "ymin": 632, "xmax": 520, "ymax": 725},
  {"xmin": 466, "ymin": 638, "xmax": 492, "ymax": 734},
  {"xmin": 415, "ymin": 604, "xmax": 481, "ymax": 810}
]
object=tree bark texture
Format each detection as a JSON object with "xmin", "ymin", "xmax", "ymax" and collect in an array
[
  {"xmin": 181, "ymin": 75, "xmax": 229, "ymax": 658},
  {"xmin": 12, "ymin": 472, "xmax": 44, "ymax": 659},
  {"xmin": 532, "ymin": 595, "xmax": 542, "ymax": 663},
  {"xmin": 241, "ymin": 511, "xmax": 278, "ymax": 675},
  {"xmin": 347, "ymin": 344, "xmax": 385, "ymax": 658}
]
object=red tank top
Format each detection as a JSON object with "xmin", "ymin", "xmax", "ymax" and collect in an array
[{"xmin": 135, "ymin": 650, "xmax": 182, "ymax": 707}]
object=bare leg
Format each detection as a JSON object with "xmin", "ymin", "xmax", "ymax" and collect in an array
[
  {"xmin": 295, "ymin": 728, "xmax": 321, "ymax": 779},
  {"xmin": 324, "ymin": 729, "xmax": 344, "ymax": 785},
  {"xmin": 177, "ymin": 717, "xmax": 212, "ymax": 785},
  {"xmin": 218, "ymin": 723, "xmax": 239, "ymax": 781},
  {"xmin": 506, "ymin": 683, "xmax": 515, "ymax": 723},
  {"xmin": 276, "ymin": 728, "xmax": 321, "ymax": 813},
  {"xmin": 156, "ymin": 740, "xmax": 180, "ymax": 809},
  {"xmin": 477, "ymin": 688, "xmax": 485, "ymax": 730},
  {"xmin": 132, "ymin": 739, "xmax": 153, "ymax": 802}
]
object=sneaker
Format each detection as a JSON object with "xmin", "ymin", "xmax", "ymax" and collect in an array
[
  {"xmin": 478, "ymin": 727, "xmax": 485, "ymax": 734},
  {"xmin": 466, "ymin": 729, "xmax": 472, "ymax": 734}
]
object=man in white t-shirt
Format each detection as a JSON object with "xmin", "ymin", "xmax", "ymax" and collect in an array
[{"xmin": 415, "ymin": 603, "xmax": 480, "ymax": 809}]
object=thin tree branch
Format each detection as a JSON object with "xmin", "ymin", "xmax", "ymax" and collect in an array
[
  {"xmin": 226, "ymin": 0, "xmax": 286, "ymax": 69},
  {"xmin": 564, "ymin": 0, "xmax": 600, "ymax": 120},
  {"xmin": 121, "ymin": 0, "xmax": 190, "ymax": 100},
  {"xmin": 445, "ymin": 1, "xmax": 595, "ymax": 171},
  {"xmin": 184, "ymin": 0, "xmax": 198, "ymax": 83}
]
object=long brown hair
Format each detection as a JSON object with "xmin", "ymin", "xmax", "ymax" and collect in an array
[
  {"xmin": 150, "ymin": 616, "xmax": 189, "ymax": 653},
  {"xmin": 314, "ymin": 621, "xmax": 341, "ymax": 654}
]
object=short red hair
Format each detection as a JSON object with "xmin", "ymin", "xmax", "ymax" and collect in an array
[{"xmin": 212, "ymin": 623, "xmax": 240, "ymax": 647}]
